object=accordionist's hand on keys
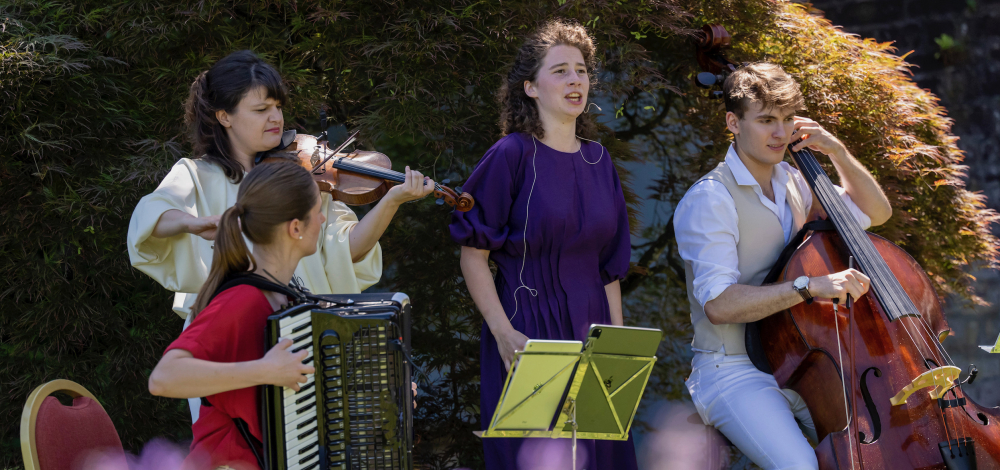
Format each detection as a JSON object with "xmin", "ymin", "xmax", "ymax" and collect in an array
[{"xmin": 261, "ymin": 338, "xmax": 315, "ymax": 391}]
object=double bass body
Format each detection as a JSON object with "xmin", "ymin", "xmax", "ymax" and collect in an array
[{"xmin": 759, "ymin": 228, "xmax": 1000, "ymax": 469}]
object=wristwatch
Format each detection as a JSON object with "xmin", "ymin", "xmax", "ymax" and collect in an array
[{"xmin": 793, "ymin": 276, "xmax": 813, "ymax": 303}]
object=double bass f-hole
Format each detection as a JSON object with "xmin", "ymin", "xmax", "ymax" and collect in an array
[{"xmin": 858, "ymin": 367, "xmax": 883, "ymax": 444}]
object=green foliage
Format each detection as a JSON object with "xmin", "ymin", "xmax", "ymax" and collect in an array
[{"xmin": 1, "ymin": 0, "xmax": 995, "ymax": 469}]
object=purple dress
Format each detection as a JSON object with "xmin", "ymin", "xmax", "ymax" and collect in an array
[{"xmin": 450, "ymin": 133, "xmax": 636, "ymax": 470}]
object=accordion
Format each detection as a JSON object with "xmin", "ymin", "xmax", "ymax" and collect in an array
[{"xmin": 261, "ymin": 292, "xmax": 413, "ymax": 470}]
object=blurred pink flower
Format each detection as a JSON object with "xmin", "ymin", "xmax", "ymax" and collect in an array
[
  {"xmin": 517, "ymin": 438, "xmax": 589, "ymax": 470},
  {"xmin": 78, "ymin": 438, "xmax": 210, "ymax": 470}
]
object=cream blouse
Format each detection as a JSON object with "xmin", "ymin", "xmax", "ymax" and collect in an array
[{"xmin": 127, "ymin": 157, "xmax": 382, "ymax": 319}]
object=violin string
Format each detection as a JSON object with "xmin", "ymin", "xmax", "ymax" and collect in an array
[
  {"xmin": 796, "ymin": 148, "xmax": 942, "ymax": 364},
  {"xmin": 329, "ymin": 157, "xmax": 449, "ymax": 193}
]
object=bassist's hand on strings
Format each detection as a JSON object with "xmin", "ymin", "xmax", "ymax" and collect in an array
[{"xmin": 809, "ymin": 268, "xmax": 871, "ymax": 305}]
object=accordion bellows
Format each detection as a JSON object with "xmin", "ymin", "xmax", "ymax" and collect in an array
[{"xmin": 261, "ymin": 292, "xmax": 413, "ymax": 470}]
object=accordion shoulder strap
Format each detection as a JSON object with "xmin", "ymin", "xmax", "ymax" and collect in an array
[{"xmin": 210, "ymin": 272, "xmax": 304, "ymax": 303}]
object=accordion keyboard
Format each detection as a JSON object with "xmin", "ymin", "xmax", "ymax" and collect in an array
[{"xmin": 277, "ymin": 309, "xmax": 321, "ymax": 470}]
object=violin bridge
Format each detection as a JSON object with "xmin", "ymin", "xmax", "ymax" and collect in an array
[
  {"xmin": 311, "ymin": 146, "xmax": 322, "ymax": 168},
  {"xmin": 890, "ymin": 366, "xmax": 961, "ymax": 406}
]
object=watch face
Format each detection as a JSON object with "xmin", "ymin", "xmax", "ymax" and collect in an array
[{"xmin": 794, "ymin": 276, "xmax": 808, "ymax": 289}]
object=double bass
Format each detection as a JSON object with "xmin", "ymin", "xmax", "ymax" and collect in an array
[{"xmin": 693, "ymin": 24, "xmax": 1000, "ymax": 469}]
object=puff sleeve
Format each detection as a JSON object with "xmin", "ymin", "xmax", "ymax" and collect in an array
[
  {"xmin": 127, "ymin": 159, "xmax": 223, "ymax": 294},
  {"xmin": 449, "ymin": 135, "xmax": 523, "ymax": 250}
]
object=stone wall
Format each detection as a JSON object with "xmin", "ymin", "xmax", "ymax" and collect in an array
[{"xmin": 798, "ymin": 0, "xmax": 1000, "ymax": 405}]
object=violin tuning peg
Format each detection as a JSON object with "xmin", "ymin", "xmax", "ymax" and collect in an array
[
  {"xmin": 435, "ymin": 198, "xmax": 445, "ymax": 205},
  {"xmin": 455, "ymin": 186, "xmax": 462, "ymax": 193},
  {"xmin": 441, "ymin": 178, "xmax": 451, "ymax": 185}
]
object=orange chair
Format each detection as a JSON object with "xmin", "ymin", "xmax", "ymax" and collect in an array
[{"xmin": 20, "ymin": 379, "xmax": 127, "ymax": 470}]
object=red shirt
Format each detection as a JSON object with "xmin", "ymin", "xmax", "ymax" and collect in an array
[{"xmin": 165, "ymin": 285, "xmax": 274, "ymax": 470}]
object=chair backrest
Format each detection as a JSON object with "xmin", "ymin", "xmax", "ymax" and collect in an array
[{"xmin": 20, "ymin": 379, "xmax": 127, "ymax": 470}]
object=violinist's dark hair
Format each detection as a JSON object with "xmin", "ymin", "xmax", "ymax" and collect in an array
[
  {"xmin": 499, "ymin": 19, "xmax": 598, "ymax": 140},
  {"xmin": 191, "ymin": 162, "xmax": 318, "ymax": 317},
  {"xmin": 184, "ymin": 50, "xmax": 288, "ymax": 183},
  {"xmin": 723, "ymin": 62, "xmax": 805, "ymax": 119}
]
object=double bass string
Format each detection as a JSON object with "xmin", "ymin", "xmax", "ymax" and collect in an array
[
  {"xmin": 795, "ymin": 148, "xmax": 952, "ymax": 366},
  {"xmin": 798, "ymin": 149, "xmax": 938, "ymax": 362},
  {"xmin": 804, "ymin": 149, "xmax": 954, "ymax": 365},
  {"xmin": 807, "ymin": 149, "xmax": 957, "ymax": 369}
]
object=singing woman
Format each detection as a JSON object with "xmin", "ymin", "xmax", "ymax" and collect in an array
[
  {"xmin": 449, "ymin": 20, "xmax": 636, "ymax": 469},
  {"xmin": 127, "ymin": 50, "xmax": 433, "ymax": 419},
  {"xmin": 149, "ymin": 161, "xmax": 322, "ymax": 470}
]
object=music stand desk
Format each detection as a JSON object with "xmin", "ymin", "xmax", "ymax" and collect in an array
[{"xmin": 476, "ymin": 325, "xmax": 661, "ymax": 468}]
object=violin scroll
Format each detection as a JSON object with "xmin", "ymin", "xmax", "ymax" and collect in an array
[{"xmin": 433, "ymin": 185, "xmax": 474, "ymax": 212}]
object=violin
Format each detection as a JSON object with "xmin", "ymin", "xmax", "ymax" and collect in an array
[
  {"xmin": 694, "ymin": 25, "xmax": 1000, "ymax": 469},
  {"xmin": 263, "ymin": 129, "xmax": 474, "ymax": 212}
]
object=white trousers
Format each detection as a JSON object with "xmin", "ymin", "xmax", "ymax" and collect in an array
[
  {"xmin": 686, "ymin": 351, "xmax": 818, "ymax": 470},
  {"xmin": 182, "ymin": 313, "xmax": 201, "ymax": 423}
]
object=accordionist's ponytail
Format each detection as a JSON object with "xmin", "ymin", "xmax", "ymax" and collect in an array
[{"xmin": 191, "ymin": 161, "xmax": 319, "ymax": 317}]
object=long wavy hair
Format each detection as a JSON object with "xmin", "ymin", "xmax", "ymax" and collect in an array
[
  {"xmin": 190, "ymin": 162, "xmax": 318, "ymax": 317},
  {"xmin": 184, "ymin": 50, "xmax": 288, "ymax": 183},
  {"xmin": 498, "ymin": 19, "xmax": 598, "ymax": 140}
]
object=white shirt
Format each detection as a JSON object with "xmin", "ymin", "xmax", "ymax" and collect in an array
[
  {"xmin": 674, "ymin": 144, "xmax": 871, "ymax": 308},
  {"xmin": 127, "ymin": 158, "xmax": 383, "ymax": 319}
]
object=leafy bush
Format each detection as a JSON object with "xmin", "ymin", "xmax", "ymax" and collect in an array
[{"xmin": 1, "ymin": 0, "xmax": 994, "ymax": 469}]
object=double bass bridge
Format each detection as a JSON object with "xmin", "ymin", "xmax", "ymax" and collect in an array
[{"xmin": 889, "ymin": 365, "xmax": 961, "ymax": 406}]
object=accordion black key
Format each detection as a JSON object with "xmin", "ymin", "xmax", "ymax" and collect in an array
[{"xmin": 262, "ymin": 292, "xmax": 413, "ymax": 470}]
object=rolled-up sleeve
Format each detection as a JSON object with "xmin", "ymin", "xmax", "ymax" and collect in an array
[{"xmin": 673, "ymin": 181, "xmax": 741, "ymax": 307}]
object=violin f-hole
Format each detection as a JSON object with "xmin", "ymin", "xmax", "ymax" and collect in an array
[{"xmin": 858, "ymin": 366, "xmax": 883, "ymax": 444}]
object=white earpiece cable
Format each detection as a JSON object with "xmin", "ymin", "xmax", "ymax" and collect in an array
[{"xmin": 508, "ymin": 136, "xmax": 606, "ymax": 321}]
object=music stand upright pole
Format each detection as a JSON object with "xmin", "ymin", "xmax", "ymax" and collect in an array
[{"xmin": 567, "ymin": 398, "xmax": 577, "ymax": 470}]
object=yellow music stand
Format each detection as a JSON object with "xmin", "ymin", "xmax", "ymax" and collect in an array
[{"xmin": 476, "ymin": 325, "xmax": 661, "ymax": 469}]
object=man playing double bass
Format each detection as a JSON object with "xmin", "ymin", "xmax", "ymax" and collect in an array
[{"xmin": 673, "ymin": 63, "xmax": 893, "ymax": 469}]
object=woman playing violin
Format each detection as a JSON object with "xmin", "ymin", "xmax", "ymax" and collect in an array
[
  {"xmin": 127, "ymin": 50, "xmax": 433, "ymax": 420},
  {"xmin": 449, "ymin": 20, "xmax": 636, "ymax": 469}
]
